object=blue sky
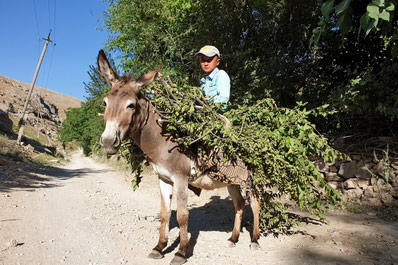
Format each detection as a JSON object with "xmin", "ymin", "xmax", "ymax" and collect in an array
[{"xmin": 0, "ymin": 0, "xmax": 110, "ymax": 101}]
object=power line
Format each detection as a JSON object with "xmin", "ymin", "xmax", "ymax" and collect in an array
[
  {"xmin": 47, "ymin": 0, "xmax": 51, "ymax": 28},
  {"xmin": 53, "ymin": 0, "xmax": 57, "ymax": 42},
  {"xmin": 33, "ymin": 0, "xmax": 57, "ymax": 90},
  {"xmin": 43, "ymin": 43, "xmax": 55, "ymax": 89},
  {"xmin": 32, "ymin": 0, "xmax": 41, "ymax": 37},
  {"xmin": 32, "ymin": 0, "xmax": 42, "ymax": 60}
]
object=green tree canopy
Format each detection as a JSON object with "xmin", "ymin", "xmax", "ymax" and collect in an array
[{"xmin": 103, "ymin": 0, "xmax": 398, "ymax": 136}]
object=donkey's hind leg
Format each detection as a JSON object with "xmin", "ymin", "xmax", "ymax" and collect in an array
[
  {"xmin": 148, "ymin": 177, "xmax": 173, "ymax": 259},
  {"xmin": 227, "ymin": 185, "xmax": 246, "ymax": 247},
  {"xmin": 249, "ymin": 191, "xmax": 261, "ymax": 250}
]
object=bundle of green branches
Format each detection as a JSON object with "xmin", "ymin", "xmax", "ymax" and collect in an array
[{"xmin": 122, "ymin": 77, "xmax": 345, "ymax": 231}]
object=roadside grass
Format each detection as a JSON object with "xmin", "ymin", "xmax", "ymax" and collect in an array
[
  {"xmin": 0, "ymin": 133, "xmax": 25, "ymax": 161},
  {"xmin": 9, "ymin": 114, "xmax": 53, "ymax": 147},
  {"xmin": 32, "ymin": 152, "xmax": 64, "ymax": 166},
  {"xmin": 1, "ymin": 120, "xmax": 65, "ymax": 167}
]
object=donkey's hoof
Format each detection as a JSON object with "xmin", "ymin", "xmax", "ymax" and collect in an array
[
  {"xmin": 250, "ymin": 242, "xmax": 260, "ymax": 250},
  {"xmin": 170, "ymin": 254, "xmax": 187, "ymax": 265},
  {"xmin": 147, "ymin": 249, "xmax": 164, "ymax": 259},
  {"xmin": 227, "ymin": 240, "xmax": 236, "ymax": 248}
]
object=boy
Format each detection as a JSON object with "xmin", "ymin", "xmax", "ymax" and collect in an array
[{"xmin": 197, "ymin": 45, "xmax": 230, "ymax": 105}]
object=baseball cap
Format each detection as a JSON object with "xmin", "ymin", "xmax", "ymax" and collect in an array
[{"xmin": 196, "ymin": 45, "xmax": 220, "ymax": 58}]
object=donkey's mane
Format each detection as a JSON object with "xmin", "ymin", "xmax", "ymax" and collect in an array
[{"xmin": 120, "ymin": 74, "xmax": 133, "ymax": 83}]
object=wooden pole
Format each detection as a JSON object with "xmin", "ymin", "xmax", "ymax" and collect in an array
[{"xmin": 17, "ymin": 31, "xmax": 52, "ymax": 144}]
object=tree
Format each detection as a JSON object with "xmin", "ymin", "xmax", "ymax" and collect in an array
[
  {"xmin": 103, "ymin": 0, "xmax": 320, "ymax": 106},
  {"xmin": 312, "ymin": 0, "xmax": 398, "ymax": 56},
  {"xmin": 304, "ymin": 0, "xmax": 398, "ymax": 137}
]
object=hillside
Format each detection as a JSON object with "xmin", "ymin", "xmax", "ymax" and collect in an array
[
  {"xmin": 0, "ymin": 75, "xmax": 82, "ymax": 119},
  {"xmin": 0, "ymin": 75, "xmax": 83, "ymax": 140}
]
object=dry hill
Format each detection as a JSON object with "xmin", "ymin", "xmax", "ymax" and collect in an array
[{"xmin": 0, "ymin": 75, "xmax": 83, "ymax": 139}]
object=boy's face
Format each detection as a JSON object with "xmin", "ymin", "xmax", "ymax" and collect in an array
[{"xmin": 199, "ymin": 54, "xmax": 220, "ymax": 75}]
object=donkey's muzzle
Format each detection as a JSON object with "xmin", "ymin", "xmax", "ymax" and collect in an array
[{"xmin": 100, "ymin": 121, "xmax": 121, "ymax": 155}]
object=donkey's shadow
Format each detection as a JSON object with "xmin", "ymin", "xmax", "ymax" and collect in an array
[
  {"xmin": 164, "ymin": 195, "xmax": 254, "ymax": 258},
  {"xmin": 162, "ymin": 195, "xmax": 322, "ymax": 258}
]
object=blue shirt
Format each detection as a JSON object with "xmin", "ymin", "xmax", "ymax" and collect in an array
[{"xmin": 200, "ymin": 68, "xmax": 230, "ymax": 104}]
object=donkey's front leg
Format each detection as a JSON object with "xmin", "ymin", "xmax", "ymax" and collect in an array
[
  {"xmin": 148, "ymin": 177, "xmax": 173, "ymax": 259},
  {"xmin": 170, "ymin": 178, "xmax": 189, "ymax": 265}
]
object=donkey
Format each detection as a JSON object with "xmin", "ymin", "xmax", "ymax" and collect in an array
[{"xmin": 97, "ymin": 50, "xmax": 260, "ymax": 265}]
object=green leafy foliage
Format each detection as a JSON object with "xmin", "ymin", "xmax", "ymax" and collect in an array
[
  {"xmin": 103, "ymin": 0, "xmax": 318, "ymax": 107},
  {"xmin": 306, "ymin": 1, "xmax": 398, "ymax": 136},
  {"xmin": 102, "ymin": 0, "xmax": 398, "ymax": 140},
  {"xmin": 58, "ymin": 97, "xmax": 106, "ymax": 155},
  {"xmin": 312, "ymin": 0, "xmax": 397, "ymax": 55},
  {"xmin": 119, "ymin": 140, "xmax": 146, "ymax": 191},
  {"xmin": 138, "ymin": 79, "xmax": 344, "ymax": 230}
]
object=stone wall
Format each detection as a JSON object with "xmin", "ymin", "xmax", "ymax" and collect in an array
[{"xmin": 315, "ymin": 155, "xmax": 398, "ymax": 205}]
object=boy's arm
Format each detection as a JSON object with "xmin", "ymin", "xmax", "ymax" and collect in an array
[{"xmin": 214, "ymin": 71, "xmax": 230, "ymax": 104}]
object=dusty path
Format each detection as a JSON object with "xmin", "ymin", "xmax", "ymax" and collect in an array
[{"xmin": 1, "ymin": 152, "xmax": 397, "ymax": 265}]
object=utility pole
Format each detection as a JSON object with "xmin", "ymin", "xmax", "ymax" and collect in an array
[{"xmin": 17, "ymin": 30, "xmax": 52, "ymax": 144}]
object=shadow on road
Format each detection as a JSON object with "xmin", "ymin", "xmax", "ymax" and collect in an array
[
  {"xmin": 162, "ymin": 195, "xmax": 325, "ymax": 258},
  {"xmin": 0, "ymin": 163, "xmax": 111, "ymax": 193},
  {"xmin": 159, "ymin": 195, "xmax": 397, "ymax": 265}
]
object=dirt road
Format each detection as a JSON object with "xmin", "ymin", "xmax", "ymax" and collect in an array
[{"xmin": 1, "ymin": 152, "xmax": 397, "ymax": 265}]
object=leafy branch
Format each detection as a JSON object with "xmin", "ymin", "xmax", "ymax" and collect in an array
[{"xmin": 122, "ymin": 76, "xmax": 346, "ymax": 232}]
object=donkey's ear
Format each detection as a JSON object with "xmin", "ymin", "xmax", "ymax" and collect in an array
[
  {"xmin": 135, "ymin": 65, "xmax": 162, "ymax": 90},
  {"xmin": 97, "ymin": 49, "xmax": 119, "ymax": 86}
]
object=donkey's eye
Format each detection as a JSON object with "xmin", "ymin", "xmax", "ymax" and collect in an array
[{"xmin": 127, "ymin": 103, "xmax": 136, "ymax": 109}]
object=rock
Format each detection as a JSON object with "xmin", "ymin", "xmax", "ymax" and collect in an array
[
  {"xmin": 391, "ymin": 162, "xmax": 398, "ymax": 171},
  {"xmin": 0, "ymin": 109, "xmax": 13, "ymax": 133},
  {"xmin": 356, "ymin": 160, "xmax": 365, "ymax": 169},
  {"xmin": 316, "ymin": 161, "xmax": 329, "ymax": 171},
  {"xmin": 324, "ymin": 172, "xmax": 344, "ymax": 182},
  {"xmin": 363, "ymin": 156, "xmax": 372, "ymax": 163},
  {"xmin": 355, "ymin": 167, "xmax": 372, "ymax": 179},
  {"xmin": 391, "ymin": 178, "xmax": 398, "ymax": 188},
  {"xmin": 370, "ymin": 177, "xmax": 377, "ymax": 186},
  {"xmin": 328, "ymin": 181, "xmax": 343, "ymax": 190},
  {"xmin": 351, "ymin": 154, "xmax": 362, "ymax": 161},
  {"xmin": 25, "ymin": 144, "xmax": 35, "ymax": 152},
  {"xmin": 364, "ymin": 187, "xmax": 376, "ymax": 198},
  {"xmin": 329, "ymin": 166, "xmax": 338, "ymax": 173},
  {"xmin": 376, "ymin": 178, "xmax": 386, "ymax": 186},
  {"xmin": 338, "ymin": 161, "xmax": 357, "ymax": 179},
  {"xmin": 380, "ymin": 193, "xmax": 393, "ymax": 204},
  {"xmin": 5, "ymin": 239, "xmax": 18, "ymax": 248},
  {"xmin": 384, "ymin": 183, "xmax": 394, "ymax": 193},
  {"xmin": 343, "ymin": 188, "xmax": 363, "ymax": 199},
  {"xmin": 365, "ymin": 162, "xmax": 375, "ymax": 171},
  {"xmin": 357, "ymin": 179, "xmax": 370, "ymax": 189},
  {"xmin": 344, "ymin": 179, "xmax": 358, "ymax": 190}
]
